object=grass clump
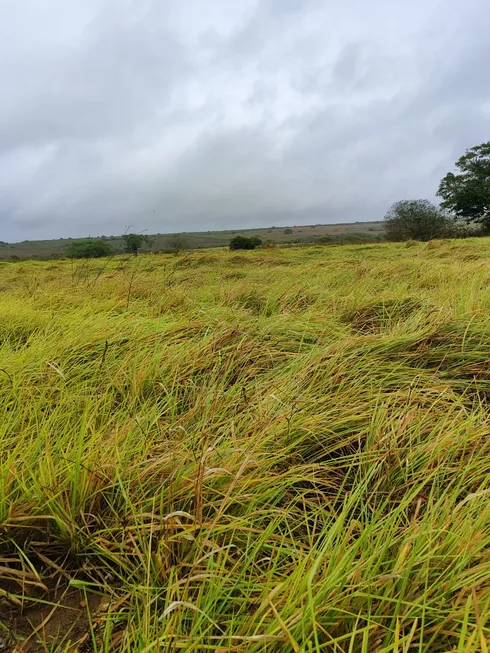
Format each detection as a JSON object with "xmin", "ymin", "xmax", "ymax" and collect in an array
[
  {"xmin": 344, "ymin": 296, "xmax": 425, "ymax": 333},
  {"xmin": 1, "ymin": 240, "xmax": 490, "ymax": 651}
]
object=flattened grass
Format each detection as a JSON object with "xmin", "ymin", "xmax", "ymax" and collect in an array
[{"xmin": 1, "ymin": 241, "xmax": 490, "ymax": 651}]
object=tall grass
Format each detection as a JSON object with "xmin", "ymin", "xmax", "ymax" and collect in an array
[{"xmin": 1, "ymin": 241, "xmax": 490, "ymax": 651}]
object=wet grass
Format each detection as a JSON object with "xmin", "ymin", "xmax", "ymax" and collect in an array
[{"xmin": 1, "ymin": 240, "xmax": 490, "ymax": 651}]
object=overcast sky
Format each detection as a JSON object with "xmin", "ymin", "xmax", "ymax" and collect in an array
[{"xmin": 0, "ymin": 0, "xmax": 489, "ymax": 241}]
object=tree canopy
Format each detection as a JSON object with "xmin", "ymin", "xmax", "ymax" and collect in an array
[
  {"xmin": 123, "ymin": 233, "xmax": 152, "ymax": 255},
  {"xmin": 383, "ymin": 200, "xmax": 452, "ymax": 242},
  {"xmin": 437, "ymin": 142, "xmax": 490, "ymax": 229}
]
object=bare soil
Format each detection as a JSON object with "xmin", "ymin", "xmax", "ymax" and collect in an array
[{"xmin": 1, "ymin": 581, "xmax": 103, "ymax": 652}]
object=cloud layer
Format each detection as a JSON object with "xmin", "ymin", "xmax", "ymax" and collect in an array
[{"xmin": 1, "ymin": 0, "xmax": 489, "ymax": 240}]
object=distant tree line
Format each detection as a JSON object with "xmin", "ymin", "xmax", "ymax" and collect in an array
[{"xmin": 64, "ymin": 231, "xmax": 190, "ymax": 259}]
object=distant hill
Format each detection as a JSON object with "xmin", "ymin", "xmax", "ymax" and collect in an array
[{"xmin": 0, "ymin": 221, "xmax": 384, "ymax": 260}]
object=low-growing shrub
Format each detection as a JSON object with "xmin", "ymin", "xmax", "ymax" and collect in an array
[{"xmin": 229, "ymin": 236, "xmax": 262, "ymax": 250}]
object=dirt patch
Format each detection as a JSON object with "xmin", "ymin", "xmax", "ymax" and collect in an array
[{"xmin": 1, "ymin": 582, "xmax": 103, "ymax": 652}]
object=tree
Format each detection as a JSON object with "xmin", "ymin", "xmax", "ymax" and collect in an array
[
  {"xmin": 383, "ymin": 200, "xmax": 452, "ymax": 242},
  {"xmin": 437, "ymin": 142, "xmax": 490, "ymax": 229},
  {"xmin": 284, "ymin": 228, "xmax": 293, "ymax": 234},
  {"xmin": 122, "ymin": 233, "xmax": 152, "ymax": 255},
  {"xmin": 165, "ymin": 235, "xmax": 188, "ymax": 254},
  {"xmin": 229, "ymin": 236, "xmax": 261, "ymax": 250},
  {"xmin": 65, "ymin": 239, "xmax": 113, "ymax": 259}
]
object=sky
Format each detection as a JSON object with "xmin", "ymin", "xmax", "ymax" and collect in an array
[{"xmin": 0, "ymin": 0, "xmax": 489, "ymax": 241}]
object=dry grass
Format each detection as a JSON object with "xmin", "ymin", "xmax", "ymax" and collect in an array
[{"xmin": 1, "ymin": 239, "xmax": 490, "ymax": 651}]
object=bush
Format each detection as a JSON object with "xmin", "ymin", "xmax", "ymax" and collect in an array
[
  {"xmin": 229, "ymin": 236, "xmax": 261, "ymax": 250},
  {"xmin": 284, "ymin": 228, "xmax": 293, "ymax": 235},
  {"xmin": 65, "ymin": 239, "xmax": 113, "ymax": 259},
  {"xmin": 384, "ymin": 200, "xmax": 454, "ymax": 242}
]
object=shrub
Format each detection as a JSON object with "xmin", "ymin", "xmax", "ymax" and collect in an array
[
  {"xmin": 65, "ymin": 239, "xmax": 113, "ymax": 259},
  {"xmin": 384, "ymin": 200, "xmax": 454, "ymax": 242},
  {"xmin": 229, "ymin": 236, "xmax": 261, "ymax": 250},
  {"xmin": 284, "ymin": 228, "xmax": 293, "ymax": 235}
]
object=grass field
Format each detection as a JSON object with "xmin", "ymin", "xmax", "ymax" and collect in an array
[
  {"xmin": 0, "ymin": 221, "xmax": 384, "ymax": 259},
  {"xmin": 1, "ymin": 238, "xmax": 490, "ymax": 651}
]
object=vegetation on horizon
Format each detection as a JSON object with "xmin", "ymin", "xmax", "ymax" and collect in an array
[
  {"xmin": 0, "ymin": 223, "xmax": 385, "ymax": 261},
  {"xmin": 2, "ymin": 139, "xmax": 490, "ymax": 261},
  {"xmin": 1, "ymin": 240, "xmax": 490, "ymax": 650},
  {"xmin": 229, "ymin": 235, "xmax": 263, "ymax": 250}
]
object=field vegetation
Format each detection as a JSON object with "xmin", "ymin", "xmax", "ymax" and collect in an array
[{"xmin": 1, "ymin": 239, "xmax": 490, "ymax": 651}]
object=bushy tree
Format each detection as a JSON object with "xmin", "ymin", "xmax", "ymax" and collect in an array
[
  {"xmin": 66, "ymin": 239, "xmax": 113, "ymax": 259},
  {"xmin": 123, "ymin": 233, "xmax": 152, "ymax": 255},
  {"xmin": 165, "ymin": 235, "xmax": 188, "ymax": 253},
  {"xmin": 229, "ymin": 236, "xmax": 261, "ymax": 250},
  {"xmin": 384, "ymin": 200, "xmax": 452, "ymax": 242},
  {"xmin": 437, "ymin": 142, "xmax": 490, "ymax": 230},
  {"xmin": 284, "ymin": 228, "xmax": 293, "ymax": 234}
]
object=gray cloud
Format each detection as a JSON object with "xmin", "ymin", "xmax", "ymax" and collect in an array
[{"xmin": 1, "ymin": 0, "xmax": 489, "ymax": 240}]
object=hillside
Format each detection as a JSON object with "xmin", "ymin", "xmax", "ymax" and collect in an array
[{"xmin": 0, "ymin": 221, "xmax": 384, "ymax": 259}]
